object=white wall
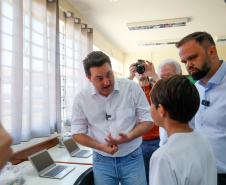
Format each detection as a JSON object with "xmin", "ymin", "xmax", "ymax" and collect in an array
[
  {"xmin": 59, "ymin": 0, "xmax": 124, "ymax": 64},
  {"xmin": 218, "ymin": 47, "xmax": 226, "ymax": 62}
]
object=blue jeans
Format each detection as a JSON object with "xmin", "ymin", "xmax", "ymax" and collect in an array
[
  {"xmin": 140, "ymin": 138, "xmax": 160, "ymax": 184},
  {"xmin": 93, "ymin": 147, "xmax": 147, "ymax": 185}
]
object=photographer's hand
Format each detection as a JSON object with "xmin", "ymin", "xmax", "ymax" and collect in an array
[
  {"xmin": 128, "ymin": 63, "xmax": 137, "ymax": 80},
  {"xmin": 143, "ymin": 60, "xmax": 159, "ymax": 81}
]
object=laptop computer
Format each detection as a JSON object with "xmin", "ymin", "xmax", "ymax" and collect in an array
[
  {"xmin": 28, "ymin": 149, "xmax": 75, "ymax": 179},
  {"xmin": 63, "ymin": 138, "xmax": 92, "ymax": 158}
]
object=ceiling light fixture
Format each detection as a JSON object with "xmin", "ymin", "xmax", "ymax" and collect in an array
[
  {"xmin": 127, "ymin": 18, "xmax": 188, "ymax": 31},
  {"xmin": 137, "ymin": 39, "xmax": 179, "ymax": 46},
  {"xmin": 216, "ymin": 35, "xmax": 226, "ymax": 42}
]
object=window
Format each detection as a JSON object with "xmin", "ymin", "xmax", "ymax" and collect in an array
[
  {"xmin": 59, "ymin": 14, "xmax": 93, "ymax": 125},
  {"xmin": 59, "ymin": 20, "xmax": 66, "ymax": 120},
  {"xmin": 0, "ymin": 0, "xmax": 59, "ymax": 144}
]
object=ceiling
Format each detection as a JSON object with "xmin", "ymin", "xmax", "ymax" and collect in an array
[{"xmin": 67, "ymin": 0, "xmax": 226, "ymax": 53}]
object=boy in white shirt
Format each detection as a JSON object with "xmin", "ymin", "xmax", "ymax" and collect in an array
[{"xmin": 149, "ymin": 75, "xmax": 217, "ymax": 185}]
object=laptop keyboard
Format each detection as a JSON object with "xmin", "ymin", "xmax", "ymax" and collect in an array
[
  {"xmin": 45, "ymin": 165, "xmax": 68, "ymax": 177},
  {"xmin": 75, "ymin": 150, "xmax": 90, "ymax": 156}
]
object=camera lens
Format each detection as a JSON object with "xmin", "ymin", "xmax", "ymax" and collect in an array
[{"xmin": 136, "ymin": 65, "xmax": 145, "ymax": 74}]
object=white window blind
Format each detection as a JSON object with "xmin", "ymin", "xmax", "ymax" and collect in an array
[
  {"xmin": 0, "ymin": 0, "xmax": 60, "ymax": 144},
  {"xmin": 59, "ymin": 11, "xmax": 93, "ymax": 125}
]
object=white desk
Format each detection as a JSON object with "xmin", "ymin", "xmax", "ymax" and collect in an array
[
  {"xmin": 48, "ymin": 144, "xmax": 93, "ymax": 164},
  {"xmin": 17, "ymin": 161, "xmax": 92, "ymax": 185}
]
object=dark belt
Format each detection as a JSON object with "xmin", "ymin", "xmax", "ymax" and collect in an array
[
  {"xmin": 143, "ymin": 137, "xmax": 160, "ymax": 141},
  {"xmin": 218, "ymin": 174, "xmax": 226, "ymax": 184},
  {"xmin": 151, "ymin": 137, "xmax": 160, "ymax": 141}
]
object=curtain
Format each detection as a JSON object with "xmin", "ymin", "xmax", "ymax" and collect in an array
[
  {"xmin": 64, "ymin": 12, "xmax": 93, "ymax": 125},
  {"xmin": 0, "ymin": 0, "xmax": 60, "ymax": 144}
]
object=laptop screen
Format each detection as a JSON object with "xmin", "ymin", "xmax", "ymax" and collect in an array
[
  {"xmin": 63, "ymin": 138, "xmax": 79, "ymax": 153},
  {"xmin": 29, "ymin": 150, "xmax": 55, "ymax": 172}
]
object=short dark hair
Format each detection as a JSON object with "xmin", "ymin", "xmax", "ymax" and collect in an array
[
  {"xmin": 176, "ymin": 31, "xmax": 215, "ymax": 50},
  {"xmin": 83, "ymin": 51, "xmax": 112, "ymax": 77},
  {"xmin": 150, "ymin": 75, "xmax": 200, "ymax": 123}
]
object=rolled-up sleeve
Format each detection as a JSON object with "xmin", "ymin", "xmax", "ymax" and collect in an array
[{"xmin": 71, "ymin": 95, "xmax": 88, "ymax": 135}]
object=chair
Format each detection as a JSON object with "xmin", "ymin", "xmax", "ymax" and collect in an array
[{"xmin": 73, "ymin": 167, "xmax": 94, "ymax": 185}]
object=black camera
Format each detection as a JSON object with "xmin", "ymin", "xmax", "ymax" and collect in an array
[{"xmin": 135, "ymin": 59, "xmax": 145, "ymax": 74}]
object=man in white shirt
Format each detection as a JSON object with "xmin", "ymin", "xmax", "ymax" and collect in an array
[
  {"xmin": 149, "ymin": 75, "xmax": 217, "ymax": 185},
  {"xmin": 71, "ymin": 51, "xmax": 153, "ymax": 185},
  {"xmin": 176, "ymin": 31, "xmax": 226, "ymax": 185}
]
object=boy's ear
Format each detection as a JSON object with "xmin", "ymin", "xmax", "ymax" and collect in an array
[
  {"xmin": 158, "ymin": 104, "xmax": 166, "ymax": 117},
  {"xmin": 86, "ymin": 74, "xmax": 91, "ymax": 82}
]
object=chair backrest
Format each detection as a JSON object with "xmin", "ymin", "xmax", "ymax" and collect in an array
[{"xmin": 74, "ymin": 167, "xmax": 94, "ymax": 185}]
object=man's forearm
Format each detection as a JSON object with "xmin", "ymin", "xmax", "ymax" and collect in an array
[
  {"xmin": 127, "ymin": 121, "xmax": 154, "ymax": 142},
  {"xmin": 73, "ymin": 133, "xmax": 102, "ymax": 150}
]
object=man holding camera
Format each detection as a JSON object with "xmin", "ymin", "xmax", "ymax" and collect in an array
[{"xmin": 128, "ymin": 60, "xmax": 160, "ymax": 183}]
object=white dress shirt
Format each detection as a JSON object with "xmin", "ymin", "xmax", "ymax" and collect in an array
[
  {"xmin": 190, "ymin": 60, "xmax": 226, "ymax": 173},
  {"xmin": 71, "ymin": 77, "xmax": 153, "ymax": 157}
]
